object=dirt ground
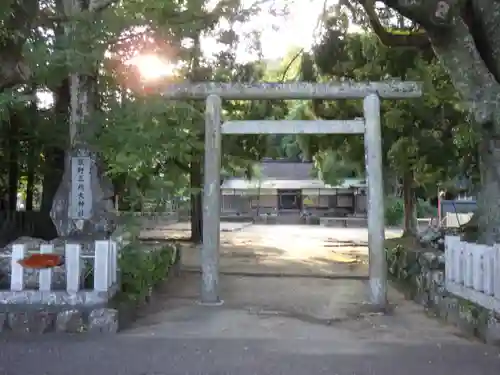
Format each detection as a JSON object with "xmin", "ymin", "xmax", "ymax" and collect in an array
[
  {"xmin": 119, "ymin": 221, "xmax": 500, "ymax": 373},
  {"xmin": 140, "ymin": 222, "xmax": 403, "ymax": 278},
  {"xmin": 129, "ymin": 221, "xmax": 473, "ymax": 345},
  {"xmin": 128, "ymin": 271, "xmax": 469, "ymax": 346}
]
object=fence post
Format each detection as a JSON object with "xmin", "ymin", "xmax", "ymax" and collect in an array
[
  {"xmin": 464, "ymin": 243, "xmax": 474, "ymax": 288},
  {"xmin": 10, "ymin": 244, "xmax": 25, "ymax": 291},
  {"xmin": 65, "ymin": 244, "xmax": 81, "ymax": 293},
  {"xmin": 94, "ymin": 240, "xmax": 111, "ymax": 292},
  {"xmin": 472, "ymin": 244, "xmax": 486, "ymax": 292},
  {"xmin": 110, "ymin": 240, "xmax": 117, "ymax": 284},
  {"xmin": 444, "ymin": 236, "xmax": 460, "ymax": 283},
  {"xmin": 39, "ymin": 244, "xmax": 54, "ymax": 291},
  {"xmin": 484, "ymin": 245, "xmax": 495, "ymax": 295},
  {"xmin": 494, "ymin": 244, "xmax": 500, "ymax": 299},
  {"xmin": 458, "ymin": 240, "xmax": 466, "ymax": 284}
]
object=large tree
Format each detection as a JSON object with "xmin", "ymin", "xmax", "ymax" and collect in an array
[
  {"xmin": 0, "ymin": 0, "xmax": 283, "ymax": 246},
  {"xmin": 338, "ymin": 0, "xmax": 500, "ymax": 244},
  {"xmin": 310, "ymin": 26, "xmax": 469, "ymax": 235}
]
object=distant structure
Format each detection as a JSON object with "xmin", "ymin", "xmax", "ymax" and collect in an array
[{"xmin": 221, "ymin": 159, "xmax": 367, "ymax": 222}]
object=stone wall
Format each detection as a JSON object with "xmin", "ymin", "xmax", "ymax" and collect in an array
[
  {"xmin": 0, "ymin": 308, "xmax": 118, "ymax": 334},
  {"xmin": 386, "ymin": 242, "xmax": 500, "ymax": 345}
]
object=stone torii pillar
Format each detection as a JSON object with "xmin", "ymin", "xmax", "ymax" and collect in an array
[{"xmin": 162, "ymin": 81, "xmax": 422, "ymax": 309}]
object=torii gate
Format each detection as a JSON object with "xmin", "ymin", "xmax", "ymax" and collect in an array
[{"xmin": 162, "ymin": 81, "xmax": 422, "ymax": 309}]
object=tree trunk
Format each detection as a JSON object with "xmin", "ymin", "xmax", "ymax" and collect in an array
[
  {"xmin": 424, "ymin": 21, "xmax": 500, "ymax": 244},
  {"xmin": 256, "ymin": 183, "xmax": 261, "ymax": 216},
  {"xmin": 41, "ymin": 79, "xmax": 69, "ymax": 213},
  {"xmin": 190, "ymin": 160, "xmax": 203, "ymax": 243},
  {"xmin": 7, "ymin": 111, "xmax": 20, "ymax": 210},
  {"xmin": 26, "ymin": 91, "xmax": 38, "ymax": 211},
  {"xmin": 188, "ymin": 33, "xmax": 204, "ymax": 244},
  {"xmin": 41, "ymin": 147, "xmax": 66, "ymax": 213},
  {"xmin": 402, "ymin": 171, "xmax": 417, "ymax": 236},
  {"xmin": 50, "ymin": 0, "xmax": 116, "ymax": 238},
  {"xmin": 26, "ymin": 148, "xmax": 35, "ymax": 211},
  {"xmin": 475, "ymin": 136, "xmax": 500, "ymax": 244}
]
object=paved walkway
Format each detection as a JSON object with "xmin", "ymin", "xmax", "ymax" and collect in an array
[
  {"xmin": 1, "ymin": 273, "xmax": 499, "ymax": 375},
  {"xmin": 1, "ymin": 332, "xmax": 498, "ymax": 375}
]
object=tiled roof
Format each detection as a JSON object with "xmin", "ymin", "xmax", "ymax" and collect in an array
[{"xmin": 221, "ymin": 160, "xmax": 366, "ymax": 190}]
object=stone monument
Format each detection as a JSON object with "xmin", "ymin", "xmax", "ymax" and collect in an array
[{"xmin": 50, "ymin": 145, "xmax": 116, "ymax": 240}]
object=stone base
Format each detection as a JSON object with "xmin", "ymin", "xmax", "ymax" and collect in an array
[
  {"xmin": 355, "ymin": 301, "xmax": 395, "ymax": 316},
  {"xmin": 0, "ymin": 287, "xmax": 118, "ymax": 305},
  {"xmin": 0, "ymin": 308, "xmax": 119, "ymax": 334},
  {"xmin": 0, "ymin": 262, "xmax": 179, "ymax": 335},
  {"xmin": 0, "ymin": 286, "xmax": 121, "ymax": 334}
]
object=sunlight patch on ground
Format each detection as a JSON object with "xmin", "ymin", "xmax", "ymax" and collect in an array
[
  {"xmin": 166, "ymin": 224, "xmax": 372, "ymax": 277},
  {"xmin": 139, "ymin": 223, "xmax": 406, "ymax": 277}
]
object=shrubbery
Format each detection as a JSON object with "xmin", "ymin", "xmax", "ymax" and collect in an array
[{"xmin": 117, "ymin": 242, "xmax": 180, "ymax": 302}]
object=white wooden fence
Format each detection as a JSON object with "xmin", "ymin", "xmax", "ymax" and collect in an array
[
  {"xmin": 1, "ymin": 240, "xmax": 118, "ymax": 293},
  {"xmin": 445, "ymin": 236, "xmax": 500, "ymax": 312}
]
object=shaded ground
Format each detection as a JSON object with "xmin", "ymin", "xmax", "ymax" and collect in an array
[
  {"xmin": 2, "ymin": 221, "xmax": 494, "ymax": 375},
  {"xmin": 1, "ymin": 219, "xmax": 498, "ymax": 374},
  {"xmin": 1, "ymin": 272, "xmax": 499, "ymax": 375},
  {"xmin": 141, "ymin": 223, "xmax": 403, "ymax": 278},
  {"xmin": 130, "ymin": 272, "xmax": 465, "ymax": 336}
]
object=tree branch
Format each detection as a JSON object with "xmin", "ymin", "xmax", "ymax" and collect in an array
[
  {"xmin": 382, "ymin": 0, "xmax": 456, "ymax": 29},
  {"xmin": 379, "ymin": 0, "xmax": 500, "ymax": 130},
  {"xmin": 280, "ymin": 48, "xmax": 304, "ymax": 81},
  {"xmin": 36, "ymin": 0, "xmax": 119, "ymax": 28},
  {"xmin": 354, "ymin": 0, "xmax": 429, "ymax": 47},
  {"xmin": 156, "ymin": 159, "xmax": 191, "ymax": 174}
]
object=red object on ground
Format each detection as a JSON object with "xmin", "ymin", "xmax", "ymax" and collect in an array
[{"xmin": 17, "ymin": 253, "xmax": 64, "ymax": 269}]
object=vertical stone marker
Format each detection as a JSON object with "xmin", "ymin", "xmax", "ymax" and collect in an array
[
  {"xmin": 70, "ymin": 154, "xmax": 92, "ymax": 221},
  {"xmin": 51, "ymin": 146, "xmax": 116, "ymax": 239}
]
